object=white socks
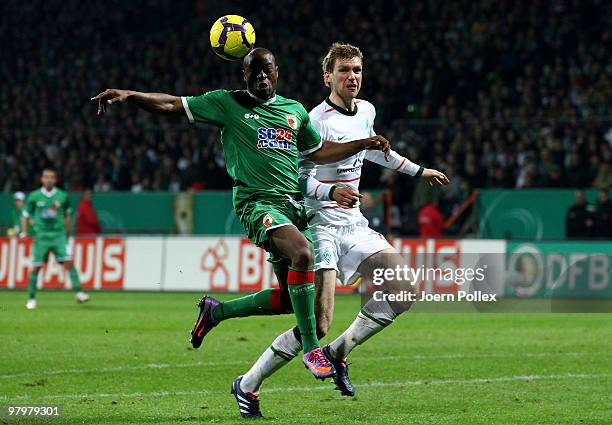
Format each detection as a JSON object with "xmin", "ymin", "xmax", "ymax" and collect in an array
[
  {"xmin": 240, "ymin": 328, "xmax": 302, "ymax": 393},
  {"xmin": 240, "ymin": 298, "xmax": 400, "ymax": 393},
  {"xmin": 328, "ymin": 299, "xmax": 397, "ymax": 359}
]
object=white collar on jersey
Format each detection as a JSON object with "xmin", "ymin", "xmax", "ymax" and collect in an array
[
  {"xmin": 246, "ymin": 89, "xmax": 276, "ymax": 105},
  {"xmin": 41, "ymin": 187, "xmax": 57, "ymax": 197}
]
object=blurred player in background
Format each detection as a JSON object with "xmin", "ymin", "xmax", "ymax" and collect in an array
[
  {"xmin": 91, "ymin": 47, "xmax": 391, "ymax": 386},
  {"xmin": 20, "ymin": 168, "xmax": 90, "ymax": 309},
  {"xmin": 75, "ymin": 190, "xmax": 101, "ymax": 235},
  {"xmin": 7, "ymin": 191, "xmax": 26, "ymax": 237},
  {"xmin": 233, "ymin": 43, "xmax": 449, "ymax": 416}
]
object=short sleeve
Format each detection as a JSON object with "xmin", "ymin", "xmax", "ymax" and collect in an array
[
  {"xmin": 22, "ymin": 194, "xmax": 35, "ymax": 218},
  {"xmin": 369, "ymin": 103, "xmax": 377, "ymax": 137},
  {"xmin": 63, "ymin": 195, "xmax": 72, "ymax": 215},
  {"xmin": 182, "ymin": 90, "xmax": 228, "ymax": 127},
  {"xmin": 297, "ymin": 109, "xmax": 322, "ymax": 155}
]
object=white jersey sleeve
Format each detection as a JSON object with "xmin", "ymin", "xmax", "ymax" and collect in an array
[
  {"xmin": 364, "ymin": 149, "xmax": 422, "ymax": 176},
  {"xmin": 363, "ymin": 109, "xmax": 422, "ymax": 176},
  {"xmin": 298, "ymin": 107, "xmax": 334, "ymax": 201},
  {"xmin": 298, "ymin": 156, "xmax": 334, "ymax": 202}
]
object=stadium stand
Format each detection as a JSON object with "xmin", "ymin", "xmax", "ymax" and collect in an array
[{"xmin": 1, "ymin": 0, "xmax": 610, "ymax": 217}]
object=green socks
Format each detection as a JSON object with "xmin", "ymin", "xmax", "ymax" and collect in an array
[
  {"xmin": 212, "ymin": 288, "xmax": 281, "ymax": 320},
  {"xmin": 28, "ymin": 266, "xmax": 81, "ymax": 299},
  {"xmin": 68, "ymin": 266, "xmax": 82, "ymax": 291},
  {"xmin": 286, "ymin": 267, "xmax": 318, "ymax": 353},
  {"xmin": 28, "ymin": 269, "xmax": 39, "ymax": 299},
  {"xmin": 210, "ymin": 266, "xmax": 319, "ymax": 353}
]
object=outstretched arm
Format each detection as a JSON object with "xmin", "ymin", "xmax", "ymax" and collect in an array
[
  {"xmin": 91, "ymin": 89, "xmax": 184, "ymax": 116},
  {"xmin": 365, "ymin": 150, "xmax": 450, "ymax": 186},
  {"xmin": 305, "ymin": 135, "xmax": 390, "ymax": 165},
  {"xmin": 19, "ymin": 215, "xmax": 29, "ymax": 239}
]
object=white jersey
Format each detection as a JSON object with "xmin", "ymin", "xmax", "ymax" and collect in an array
[{"xmin": 299, "ymin": 98, "xmax": 421, "ymax": 227}]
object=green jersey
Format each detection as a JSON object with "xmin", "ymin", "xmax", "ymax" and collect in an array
[
  {"xmin": 182, "ymin": 90, "xmax": 322, "ymax": 208},
  {"xmin": 23, "ymin": 188, "xmax": 71, "ymax": 234}
]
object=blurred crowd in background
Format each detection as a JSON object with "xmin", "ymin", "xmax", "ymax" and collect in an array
[{"xmin": 1, "ymin": 0, "xmax": 611, "ymax": 228}]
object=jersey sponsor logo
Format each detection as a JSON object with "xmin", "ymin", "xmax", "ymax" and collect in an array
[
  {"xmin": 336, "ymin": 159, "xmax": 362, "ymax": 175},
  {"xmin": 36, "ymin": 200, "xmax": 62, "ymax": 219},
  {"xmin": 337, "ymin": 156, "xmax": 363, "ymax": 174},
  {"xmin": 41, "ymin": 207, "xmax": 58, "ymax": 219},
  {"xmin": 285, "ymin": 114, "xmax": 298, "ymax": 130},
  {"xmin": 337, "ymin": 165, "xmax": 362, "ymax": 174},
  {"xmin": 244, "ymin": 113, "xmax": 260, "ymax": 119},
  {"xmin": 257, "ymin": 127, "xmax": 293, "ymax": 150}
]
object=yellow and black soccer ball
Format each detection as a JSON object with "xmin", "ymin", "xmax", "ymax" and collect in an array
[{"xmin": 209, "ymin": 15, "xmax": 256, "ymax": 61}]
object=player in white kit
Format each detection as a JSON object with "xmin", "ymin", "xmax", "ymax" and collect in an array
[
  {"xmin": 302, "ymin": 94, "xmax": 427, "ymax": 287},
  {"xmin": 232, "ymin": 44, "xmax": 448, "ymax": 413}
]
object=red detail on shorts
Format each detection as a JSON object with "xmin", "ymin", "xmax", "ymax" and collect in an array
[
  {"xmin": 324, "ymin": 107, "xmax": 334, "ymax": 113},
  {"xmin": 270, "ymin": 288, "xmax": 283, "ymax": 312},
  {"xmin": 287, "ymin": 270, "xmax": 314, "ymax": 285}
]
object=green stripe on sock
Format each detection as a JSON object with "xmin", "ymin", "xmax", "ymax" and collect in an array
[
  {"xmin": 287, "ymin": 265, "xmax": 312, "ymax": 273},
  {"xmin": 360, "ymin": 308, "xmax": 393, "ymax": 327},
  {"xmin": 269, "ymin": 345, "xmax": 293, "ymax": 362}
]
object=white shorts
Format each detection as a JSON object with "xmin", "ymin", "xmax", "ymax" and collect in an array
[{"xmin": 312, "ymin": 218, "xmax": 392, "ymax": 286}]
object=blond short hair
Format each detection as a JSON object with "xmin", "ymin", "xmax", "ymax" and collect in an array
[{"xmin": 322, "ymin": 43, "xmax": 363, "ymax": 74}]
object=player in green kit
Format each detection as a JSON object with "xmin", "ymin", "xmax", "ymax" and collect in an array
[
  {"xmin": 7, "ymin": 192, "xmax": 26, "ymax": 237},
  {"xmin": 91, "ymin": 48, "xmax": 390, "ymax": 384},
  {"xmin": 20, "ymin": 168, "xmax": 90, "ymax": 310}
]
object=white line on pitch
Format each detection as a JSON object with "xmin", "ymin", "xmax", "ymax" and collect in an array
[
  {"xmin": 0, "ymin": 360, "xmax": 251, "ymax": 380},
  {"xmin": 2, "ymin": 373, "xmax": 610, "ymax": 401},
  {"xmin": 0, "ymin": 351, "xmax": 597, "ymax": 380}
]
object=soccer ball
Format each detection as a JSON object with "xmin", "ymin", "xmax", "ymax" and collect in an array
[{"xmin": 209, "ymin": 15, "xmax": 256, "ymax": 61}]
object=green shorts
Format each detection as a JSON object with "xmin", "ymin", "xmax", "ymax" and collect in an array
[
  {"xmin": 236, "ymin": 194, "xmax": 312, "ymax": 264},
  {"xmin": 32, "ymin": 232, "xmax": 71, "ymax": 266}
]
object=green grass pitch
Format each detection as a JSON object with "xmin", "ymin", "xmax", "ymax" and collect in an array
[{"xmin": 1, "ymin": 291, "xmax": 611, "ymax": 424}]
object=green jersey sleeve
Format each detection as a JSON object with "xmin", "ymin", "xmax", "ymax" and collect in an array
[
  {"xmin": 23, "ymin": 194, "xmax": 35, "ymax": 218},
  {"xmin": 63, "ymin": 194, "xmax": 72, "ymax": 215},
  {"xmin": 182, "ymin": 90, "xmax": 228, "ymax": 127},
  {"xmin": 297, "ymin": 107, "xmax": 322, "ymax": 155}
]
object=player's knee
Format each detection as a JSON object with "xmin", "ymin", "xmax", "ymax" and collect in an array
[
  {"xmin": 290, "ymin": 245, "xmax": 313, "ymax": 270},
  {"xmin": 383, "ymin": 280, "xmax": 415, "ymax": 314}
]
